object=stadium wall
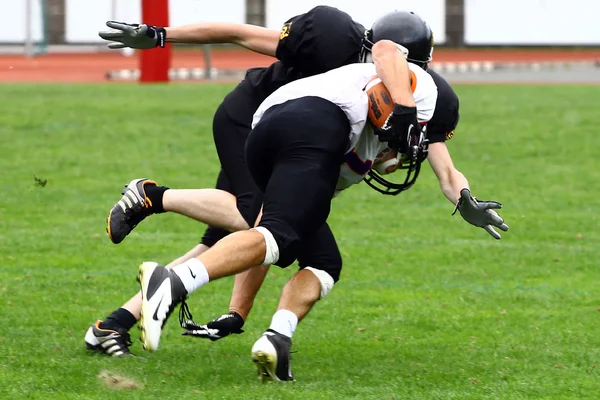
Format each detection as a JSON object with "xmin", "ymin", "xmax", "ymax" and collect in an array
[{"xmin": 1, "ymin": 0, "xmax": 599, "ymax": 46}]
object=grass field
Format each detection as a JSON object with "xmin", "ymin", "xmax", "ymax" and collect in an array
[{"xmin": 1, "ymin": 82, "xmax": 599, "ymax": 399}]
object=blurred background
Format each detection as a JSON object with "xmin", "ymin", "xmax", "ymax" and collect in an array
[{"xmin": 2, "ymin": 0, "xmax": 600, "ymax": 83}]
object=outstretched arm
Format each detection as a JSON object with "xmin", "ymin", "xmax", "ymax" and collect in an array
[
  {"xmin": 165, "ymin": 23, "xmax": 279, "ymax": 56},
  {"xmin": 427, "ymin": 142, "xmax": 469, "ymax": 204},
  {"xmin": 428, "ymin": 142, "xmax": 509, "ymax": 239},
  {"xmin": 99, "ymin": 21, "xmax": 280, "ymax": 56}
]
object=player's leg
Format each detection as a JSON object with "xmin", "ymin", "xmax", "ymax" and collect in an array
[
  {"xmin": 89, "ymin": 85, "xmax": 262, "ymax": 354},
  {"xmin": 138, "ymin": 97, "xmax": 350, "ymax": 351},
  {"xmin": 209, "ymin": 97, "xmax": 268, "ymax": 320},
  {"xmin": 183, "ymin": 100, "xmax": 271, "ymax": 341},
  {"xmin": 98, "ymin": 94, "xmax": 268, "ymax": 346},
  {"xmin": 252, "ymin": 223, "xmax": 341, "ymax": 381},
  {"xmin": 105, "ymin": 97, "xmax": 257, "ymax": 245},
  {"xmin": 106, "ymin": 179, "xmax": 247, "ymax": 245},
  {"xmin": 85, "ymin": 174, "xmax": 232, "ymax": 356}
]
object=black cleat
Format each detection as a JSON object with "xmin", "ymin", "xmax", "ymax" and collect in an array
[
  {"xmin": 106, "ymin": 178, "xmax": 157, "ymax": 244},
  {"xmin": 251, "ymin": 329, "xmax": 294, "ymax": 382},
  {"xmin": 84, "ymin": 320, "xmax": 133, "ymax": 357},
  {"xmin": 138, "ymin": 262, "xmax": 188, "ymax": 351}
]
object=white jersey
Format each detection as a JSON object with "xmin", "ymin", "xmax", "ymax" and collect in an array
[{"xmin": 252, "ymin": 62, "xmax": 438, "ymax": 195}]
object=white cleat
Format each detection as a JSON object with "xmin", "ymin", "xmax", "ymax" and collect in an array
[
  {"xmin": 84, "ymin": 320, "xmax": 132, "ymax": 357},
  {"xmin": 251, "ymin": 329, "xmax": 294, "ymax": 382},
  {"xmin": 138, "ymin": 261, "xmax": 187, "ymax": 352}
]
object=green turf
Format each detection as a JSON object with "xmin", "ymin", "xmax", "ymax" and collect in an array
[{"xmin": 1, "ymin": 82, "xmax": 599, "ymax": 399}]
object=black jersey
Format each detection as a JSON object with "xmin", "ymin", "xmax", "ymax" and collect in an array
[
  {"xmin": 425, "ymin": 68, "xmax": 460, "ymax": 143},
  {"xmin": 275, "ymin": 6, "xmax": 365, "ymax": 75},
  {"xmin": 225, "ymin": 5, "xmax": 459, "ymax": 142},
  {"xmin": 228, "ymin": 6, "xmax": 364, "ymax": 122}
]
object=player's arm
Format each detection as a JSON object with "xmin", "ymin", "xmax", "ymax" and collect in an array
[
  {"xmin": 428, "ymin": 142, "xmax": 509, "ymax": 239},
  {"xmin": 371, "ymin": 39, "xmax": 422, "ymax": 155},
  {"xmin": 98, "ymin": 21, "xmax": 280, "ymax": 56},
  {"xmin": 427, "ymin": 142, "xmax": 469, "ymax": 204},
  {"xmin": 371, "ymin": 40, "xmax": 415, "ymax": 107},
  {"xmin": 165, "ymin": 23, "xmax": 279, "ymax": 56}
]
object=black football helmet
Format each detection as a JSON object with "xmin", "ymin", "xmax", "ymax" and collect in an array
[
  {"xmin": 360, "ymin": 11, "xmax": 434, "ymax": 68},
  {"xmin": 364, "ymin": 125, "xmax": 429, "ymax": 196},
  {"xmin": 360, "ymin": 11, "xmax": 434, "ymax": 195}
]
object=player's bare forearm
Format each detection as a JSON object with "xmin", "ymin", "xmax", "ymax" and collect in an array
[
  {"xmin": 165, "ymin": 23, "xmax": 279, "ymax": 56},
  {"xmin": 427, "ymin": 141, "xmax": 470, "ymax": 204},
  {"xmin": 371, "ymin": 40, "xmax": 415, "ymax": 107},
  {"xmin": 440, "ymin": 168, "xmax": 470, "ymax": 204}
]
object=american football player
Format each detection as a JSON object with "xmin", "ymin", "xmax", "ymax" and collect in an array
[
  {"xmin": 86, "ymin": 9, "xmax": 508, "ymax": 381},
  {"xmin": 140, "ymin": 46, "xmax": 436, "ymax": 366}
]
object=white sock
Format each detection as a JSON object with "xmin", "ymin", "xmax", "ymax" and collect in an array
[
  {"xmin": 172, "ymin": 258, "xmax": 210, "ymax": 293},
  {"xmin": 268, "ymin": 309, "xmax": 298, "ymax": 338}
]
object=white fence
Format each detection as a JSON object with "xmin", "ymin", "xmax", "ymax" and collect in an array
[
  {"xmin": 2, "ymin": 0, "xmax": 44, "ymax": 42},
  {"xmin": 464, "ymin": 0, "xmax": 600, "ymax": 45},
  {"xmin": 265, "ymin": 0, "xmax": 446, "ymax": 43},
  {"xmin": 2, "ymin": 0, "xmax": 599, "ymax": 45},
  {"xmin": 65, "ymin": 0, "xmax": 246, "ymax": 43}
]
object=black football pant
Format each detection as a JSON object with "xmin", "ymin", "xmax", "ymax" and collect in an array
[
  {"xmin": 201, "ymin": 84, "xmax": 345, "ymax": 280},
  {"xmin": 245, "ymin": 96, "xmax": 350, "ymax": 272}
]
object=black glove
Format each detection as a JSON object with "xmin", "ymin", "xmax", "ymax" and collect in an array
[
  {"xmin": 376, "ymin": 104, "xmax": 420, "ymax": 155},
  {"xmin": 453, "ymin": 188, "xmax": 509, "ymax": 239},
  {"xmin": 181, "ymin": 312, "xmax": 245, "ymax": 341},
  {"xmin": 98, "ymin": 21, "xmax": 166, "ymax": 49}
]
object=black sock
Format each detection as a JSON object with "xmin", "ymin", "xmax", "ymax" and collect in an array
[
  {"xmin": 145, "ymin": 184, "xmax": 169, "ymax": 214},
  {"xmin": 99, "ymin": 308, "xmax": 137, "ymax": 331}
]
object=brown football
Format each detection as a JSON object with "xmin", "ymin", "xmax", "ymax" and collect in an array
[
  {"xmin": 365, "ymin": 76, "xmax": 394, "ymax": 129},
  {"xmin": 365, "ymin": 72, "xmax": 417, "ymax": 129}
]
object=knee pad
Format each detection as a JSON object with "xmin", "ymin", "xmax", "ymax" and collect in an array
[
  {"xmin": 251, "ymin": 227, "xmax": 280, "ymax": 265},
  {"xmin": 304, "ymin": 267, "xmax": 335, "ymax": 299}
]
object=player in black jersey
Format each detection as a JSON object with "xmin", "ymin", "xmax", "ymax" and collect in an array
[{"xmin": 89, "ymin": 8, "xmax": 508, "ymax": 380}]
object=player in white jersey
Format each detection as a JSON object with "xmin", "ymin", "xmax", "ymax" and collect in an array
[
  {"xmin": 89, "ymin": 12, "xmax": 508, "ymax": 377},
  {"xmin": 88, "ymin": 16, "xmax": 510, "ymax": 384},
  {"xmin": 130, "ymin": 40, "xmax": 508, "ymax": 382},
  {"xmin": 128, "ymin": 40, "xmax": 440, "ymax": 375},
  {"xmin": 251, "ymin": 61, "xmax": 437, "ymax": 196}
]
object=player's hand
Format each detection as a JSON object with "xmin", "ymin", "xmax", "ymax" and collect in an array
[
  {"xmin": 181, "ymin": 312, "xmax": 245, "ymax": 341},
  {"xmin": 454, "ymin": 188, "xmax": 509, "ymax": 239},
  {"xmin": 376, "ymin": 105, "xmax": 419, "ymax": 153},
  {"xmin": 98, "ymin": 21, "xmax": 166, "ymax": 50}
]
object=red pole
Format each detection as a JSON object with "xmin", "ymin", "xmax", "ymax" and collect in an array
[{"xmin": 140, "ymin": 0, "xmax": 170, "ymax": 83}]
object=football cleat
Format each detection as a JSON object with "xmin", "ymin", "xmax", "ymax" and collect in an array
[
  {"xmin": 84, "ymin": 320, "xmax": 133, "ymax": 357},
  {"xmin": 251, "ymin": 329, "xmax": 294, "ymax": 382},
  {"xmin": 106, "ymin": 178, "xmax": 157, "ymax": 244},
  {"xmin": 138, "ymin": 262, "xmax": 188, "ymax": 352}
]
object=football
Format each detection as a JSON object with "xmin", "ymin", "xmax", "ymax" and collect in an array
[{"xmin": 364, "ymin": 76, "xmax": 394, "ymax": 129}]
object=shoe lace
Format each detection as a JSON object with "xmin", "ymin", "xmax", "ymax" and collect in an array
[
  {"xmin": 121, "ymin": 331, "xmax": 133, "ymax": 348},
  {"xmin": 113, "ymin": 327, "xmax": 133, "ymax": 349},
  {"xmin": 178, "ymin": 298, "xmax": 196, "ymax": 328}
]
